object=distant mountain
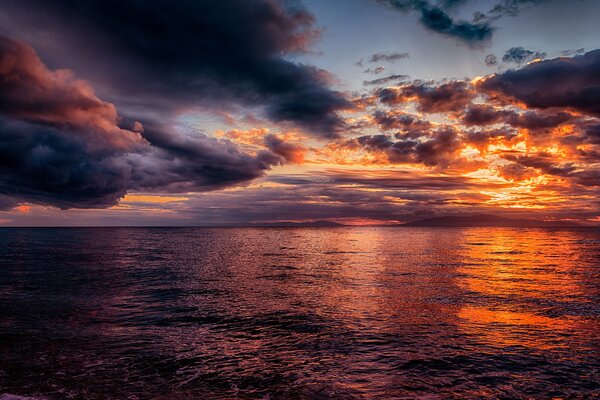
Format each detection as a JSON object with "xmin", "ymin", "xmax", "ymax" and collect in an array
[
  {"xmin": 249, "ymin": 220, "xmax": 344, "ymax": 228},
  {"xmin": 403, "ymin": 214, "xmax": 582, "ymax": 228}
]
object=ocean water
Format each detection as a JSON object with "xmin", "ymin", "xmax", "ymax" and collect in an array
[{"xmin": 0, "ymin": 227, "xmax": 599, "ymax": 399}]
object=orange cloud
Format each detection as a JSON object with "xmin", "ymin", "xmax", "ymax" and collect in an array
[{"xmin": 0, "ymin": 37, "xmax": 144, "ymax": 151}]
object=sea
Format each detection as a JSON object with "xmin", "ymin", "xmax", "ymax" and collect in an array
[{"xmin": 1, "ymin": 227, "xmax": 599, "ymax": 399}]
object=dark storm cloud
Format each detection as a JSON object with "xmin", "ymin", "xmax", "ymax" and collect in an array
[
  {"xmin": 0, "ymin": 37, "xmax": 282, "ymax": 209},
  {"xmin": 0, "ymin": 0, "xmax": 351, "ymax": 138},
  {"xmin": 480, "ymin": 49, "xmax": 600, "ymax": 118},
  {"xmin": 363, "ymin": 74, "xmax": 410, "ymax": 86},
  {"xmin": 0, "ymin": 36, "xmax": 137, "ymax": 208},
  {"xmin": 0, "ymin": 117, "xmax": 132, "ymax": 209},
  {"xmin": 0, "ymin": 117, "xmax": 282, "ymax": 210},
  {"xmin": 125, "ymin": 122, "xmax": 283, "ymax": 194},
  {"xmin": 378, "ymin": 81, "xmax": 475, "ymax": 113},
  {"xmin": 378, "ymin": 0, "xmax": 493, "ymax": 44},
  {"xmin": 502, "ymin": 47, "xmax": 546, "ymax": 64}
]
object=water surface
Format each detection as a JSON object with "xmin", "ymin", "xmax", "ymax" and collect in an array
[{"xmin": 1, "ymin": 227, "xmax": 599, "ymax": 398}]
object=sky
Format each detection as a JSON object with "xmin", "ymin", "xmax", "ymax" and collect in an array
[{"xmin": 0, "ymin": 0, "xmax": 599, "ymax": 226}]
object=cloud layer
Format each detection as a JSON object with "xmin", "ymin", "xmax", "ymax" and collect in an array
[
  {"xmin": 0, "ymin": 1, "xmax": 598, "ymax": 224},
  {"xmin": 0, "ymin": 37, "xmax": 283, "ymax": 209},
  {"xmin": 0, "ymin": 0, "xmax": 351, "ymax": 138}
]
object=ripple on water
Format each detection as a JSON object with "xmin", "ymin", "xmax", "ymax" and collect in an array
[{"xmin": 0, "ymin": 227, "xmax": 599, "ymax": 399}]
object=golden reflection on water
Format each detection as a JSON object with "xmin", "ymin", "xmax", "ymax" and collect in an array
[
  {"xmin": 454, "ymin": 228, "xmax": 599, "ymax": 351},
  {"xmin": 221, "ymin": 227, "xmax": 599, "ymax": 352},
  {"xmin": 206, "ymin": 226, "xmax": 600, "ymax": 359},
  {"xmin": 235, "ymin": 227, "xmax": 600, "ymax": 353},
  {"xmin": 457, "ymin": 306, "xmax": 577, "ymax": 350}
]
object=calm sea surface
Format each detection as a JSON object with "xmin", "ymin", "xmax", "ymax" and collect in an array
[{"xmin": 0, "ymin": 227, "xmax": 599, "ymax": 399}]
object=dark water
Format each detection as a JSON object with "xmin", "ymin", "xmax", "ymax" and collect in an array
[{"xmin": 1, "ymin": 227, "xmax": 599, "ymax": 399}]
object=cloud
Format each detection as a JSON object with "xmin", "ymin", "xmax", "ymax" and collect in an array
[
  {"xmin": 372, "ymin": 110, "xmax": 432, "ymax": 131},
  {"xmin": 378, "ymin": 0, "xmax": 493, "ymax": 44},
  {"xmin": 356, "ymin": 52, "xmax": 408, "ymax": 67},
  {"xmin": 0, "ymin": 37, "xmax": 144, "ymax": 151},
  {"xmin": 0, "ymin": 116, "xmax": 133, "ymax": 209},
  {"xmin": 418, "ymin": 5, "xmax": 493, "ymax": 43},
  {"xmin": 485, "ymin": 54, "xmax": 498, "ymax": 66},
  {"xmin": 480, "ymin": 49, "xmax": 600, "ymax": 117},
  {"xmin": 378, "ymin": 81, "xmax": 475, "ymax": 113},
  {"xmin": 172, "ymin": 170, "xmax": 516, "ymax": 225},
  {"xmin": 352, "ymin": 48, "xmax": 600, "ymax": 207},
  {"xmin": 1, "ymin": 1, "xmax": 598, "ymax": 223},
  {"xmin": 369, "ymin": 51, "xmax": 410, "ymax": 63},
  {"xmin": 461, "ymin": 105, "xmax": 574, "ymax": 131},
  {"xmin": 560, "ymin": 48, "xmax": 585, "ymax": 57},
  {"xmin": 0, "ymin": 194, "xmax": 18, "ymax": 210},
  {"xmin": 461, "ymin": 105, "xmax": 506, "ymax": 126},
  {"xmin": 348, "ymin": 127, "xmax": 463, "ymax": 167},
  {"xmin": 501, "ymin": 153, "xmax": 578, "ymax": 178},
  {"xmin": 497, "ymin": 163, "xmax": 538, "ymax": 182},
  {"xmin": 0, "ymin": 36, "xmax": 283, "ymax": 209},
  {"xmin": 378, "ymin": 0, "xmax": 553, "ymax": 45},
  {"xmin": 497, "ymin": 148, "xmax": 600, "ymax": 187},
  {"xmin": 363, "ymin": 74, "xmax": 410, "ymax": 86},
  {"xmin": 584, "ymin": 123, "xmax": 600, "ymax": 145},
  {"xmin": 363, "ymin": 66, "xmax": 386, "ymax": 75},
  {"xmin": 464, "ymin": 127, "xmax": 517, "ymax": 151},
  {"xmin": 501, "ymin": 46, "xmax": 546, "ymax": 64},
  {"xmin": 0, "ymin": 0, "xmax": 352, "ymax": 138},
  {"xmin": 480, "ymin": 0, "xmax": 550, "ymax": 21},
  {"xmin": 323, "ymin": 170, "xmax": 506, "ymax": 191},
  {"xmin": 505, "ymin": 110, "xmax": 573, "ymax": 130},
  {"xmin": 264, "ymin": 134, "xmax": 306, "ymax": 164}
]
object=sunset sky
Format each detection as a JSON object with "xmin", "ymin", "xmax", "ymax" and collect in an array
[{"xmin": 1, "ymin": 0, "xmax": 599, "ymax": 226}]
